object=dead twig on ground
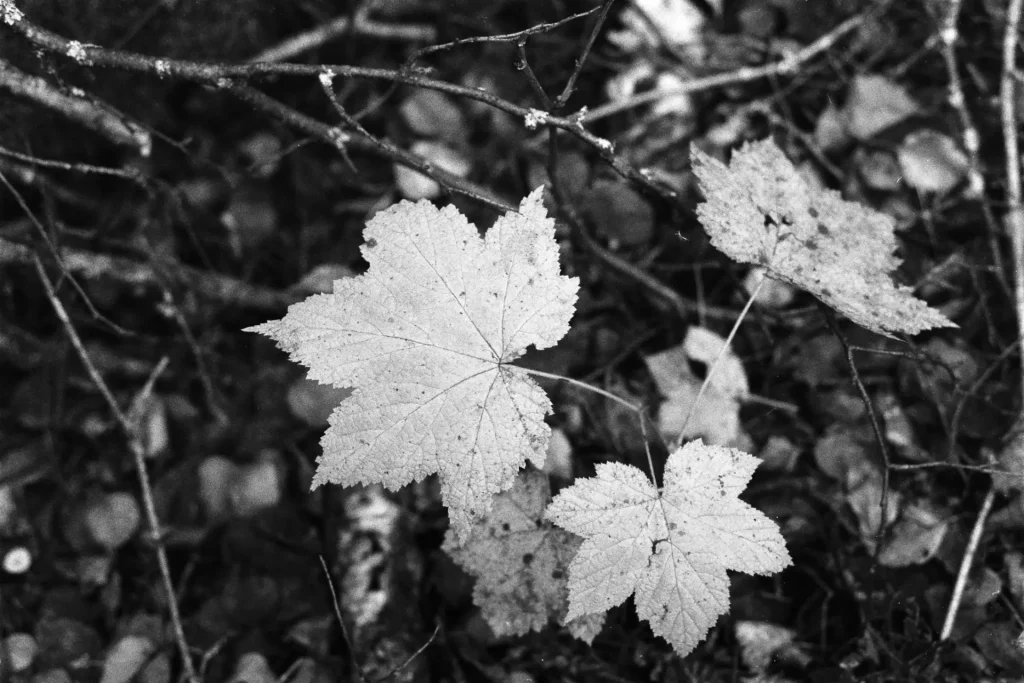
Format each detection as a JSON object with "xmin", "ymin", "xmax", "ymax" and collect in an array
[
  {"xmin": 0, "ymin": 236, "xmax": 297, "ymax": 310},
  {"xmin": 32, "ymin": 258, "xmax": 199, "ymax": 683},
  {"xmin": 933, "ymin": 0, "xmax": 1008, "ymax": 292},
  {"xmin": 1004, "ymin": 0, "xmax": 1024, "ymax": 398},
  {"xmin": 941, "ymin": 482, "xmax": 996, "ymax": 640}
]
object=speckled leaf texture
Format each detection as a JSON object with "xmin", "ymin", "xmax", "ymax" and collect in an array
[
  {"xmin": 691, "ymin": 139, "xmax": 956, "ymax": 337},
  {"xmin": 442, "ymin": 469, "xmax": 605, "ymax": 643},
  {"xmin": 246, "ymin": 188, "xmax": 579, "ymax": 543},
  {"xmin": 545, "ymin": 440, "xmax": 791, "ymax": 657}
]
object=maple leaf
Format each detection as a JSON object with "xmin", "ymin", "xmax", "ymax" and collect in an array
[
  {"xmin": 246, "ymin": 189, "xmax": 579, "ymax": 542},
  {"xmin": 690, "ymin": 139, "xmax": 956, "ymax": 337},
  {"xmin": 443, "ymin": 468, "xmax": 605, "ymax": 642},
  {"xmin": 544, "ymin": 440, "xmax": 791, "ymax": 657}
]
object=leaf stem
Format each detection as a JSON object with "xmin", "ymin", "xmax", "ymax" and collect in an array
[
  {"xmin": 517, "ymin": 367, "xmax": 639, "ymax": 414},
  {"xmin": 670, "ymin": 275, "xmax": 765, "ymax": 452},
  {"xmin": 516, "ymin": 366, "xmax": 660, "ymax": 485}
]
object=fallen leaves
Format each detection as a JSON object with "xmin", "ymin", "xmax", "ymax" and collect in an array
[{"xmin": 443, "ymin": 469, "xmax": 605, "ymax": 642}]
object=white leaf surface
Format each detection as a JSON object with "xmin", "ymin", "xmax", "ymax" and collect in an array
[
  {"xmin": 545, "ymin": 440, "xmax": 791, "ymax": 657},
  {"xmin": 247, "ymin": 189, "xmax": 579, "ymax": 542},
  {"xmin": 691, "ymin": 139, "xmax": 955, "ymax": 337}
]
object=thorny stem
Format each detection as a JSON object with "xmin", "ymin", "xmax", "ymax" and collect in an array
[{"xmin": 670, "ymin": 275, "xmax": 765, "ymax": 453}]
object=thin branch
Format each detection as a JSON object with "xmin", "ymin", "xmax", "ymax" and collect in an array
[
  {"xmin": 0, "ymin": 236, "xmax": 297, "ymax": 310},
  {"xmin": 319, "ymin": 555, "xmax": 365, "ymax": 683},
  {"xmin": 32, "ymin": 258, "xmax": 198, "ymax": 683},
  {"xmin": 941, "ymin": 482, "xmax": 996, "ymax": 640},
  {"xmin": 0, "ymin": 144, "xmax": 146, "ymax": 184},
  {"xmin": 0, "ymin": 156, "xmax": 103, "ymax": 211},
  {"xmin": 516, "ymin": 40, "xmax": 552, "ymax": 109},
  {"xmin": 822, "ymin": 307, "xmax": 895, "ymax": 554},
  {"xmin": 228, "ymin": 80, "xmax": 512, "ymax": 212},
  {"xmin": 0, "ymin": 3, "xmax": 667, "ymax": 203},
  {"xmin": 554, "ymin": 0, "xmax": 617, "ymax": 109},
  {"xmin": 1003, "ymin": 0, "xmax": 1024, "ymax": 399},
  {"xmin": 934, "ymin": 0, "xmax": 1007, "ymax": 291},
  {"xmin": 936, "ymin": 0, "xmax": 983, "ymax": 196},
  {"xmin": 582, "ymin": 13, "xmax": 869, "ymax": 123},
  {"xmin": 0, "ymin": 57, "xmax": 151, "ymax": 155},
  {"xmin": 249, "ymin": 9, "xmax": 436, "ymax": 63},
  {"xmin": 373, "ymin": 622, "xmax": 441, "ymax": 683},
  {"xmin": 402, "ymin": 6, "xmax": 601, "ymax": 67}
]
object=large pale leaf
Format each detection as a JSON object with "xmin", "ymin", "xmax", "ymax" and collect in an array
[
  {"xmin": 247, "ymin": 189, "xmax": 579, "ymax": 542},
  {"xmin": 545, "ymin": 440, "xmax": 791, "ymax": 657},
  {"xmin": 691, "ymin": 139, "xmax": 955, "ymax": 336}
]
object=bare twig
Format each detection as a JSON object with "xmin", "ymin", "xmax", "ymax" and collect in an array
[
  {"xmin": 0, "ymin": 156, "xmax": 103, "ymax": 210},
  {"xmin": 554, "ymin": 0, "xmax": 617, "ymax": 109},
  {"xmin": 403, "ymin": 6, "xmax": 601, "ymax": 67},
  {"xmin": 573, "ymin": 222, "xmax": 741, "ymax": 323},
  {"xmin": 821, "ymin": 307, "xmax": 895, "ymax": 553},
  {"xmin": 1003, "ymin": 0, "xmax": 1024, "ymax": 398},
  {"xmin": 313, "ymin": 73, "xmax": 510, "ymax": 210},
  {"xmin": 249, "ymin": 8, "xmax": 436, "ymax": 63},
  {"xmin": 934, "ymin": 0, "xmax": 1007, "ymax": 290},
  {"xmin": 0, "ymin": 3, "xmax": 666, "ymax": 203},
  {"xmin": 374, "ymin": 622, "xmax": 441, "ymax": 683},
  {"xmin": 582, "ymin": 13, "xmax": 869, "ymax": 123},
  {"xmin": 936, "ymin": 0, "xmax": 982, "ymax": 196},
  {"xmin": 941, "ymin": 482, "xmax": 996, "ymax": 640},
  {"xmin": 516, "ymin": 40, "xmax": 552, "ymax": 109},
  {"xmin": 320, "ymin": 555, "xmax": 365, "ymax": 683},
  {"xmin": 0, "ymin": 57, "xmax": 151, "ymax": 155},
  {"xmin": 0, "ymin": 236, "xmax": 297, "ymax": 310},
  {"xmin": 32, "ymin": 258, "xmax": 198, "ymax": 683},
  {"xmin": 0, "ymin": 144, "xmax": 146, "ymax": 184}
]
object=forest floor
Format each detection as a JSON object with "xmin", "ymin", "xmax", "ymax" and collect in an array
[{"xmin": 1, "ymin": 0, "xmax": 1023, "ymax": 681}]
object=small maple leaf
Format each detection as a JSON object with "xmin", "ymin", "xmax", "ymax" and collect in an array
[
  {"xmin": 690, "ymin": 139, "xmax": 956, "ymax": 337},
  {"xmin": 545, "ymin": 440, "xmax": 791, "ymax": 657},
  {"xmin": 443, "ymin": 468, "xmax": 605, "ymax": 642},
  {"xmin": 246, "ymin": 188, "xmax": 579, "ymax": 542}
]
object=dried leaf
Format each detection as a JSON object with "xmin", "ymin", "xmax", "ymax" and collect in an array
[
  {"xmin": 897, "ymin": 130, "xmax": 969, "ymax": 194},
  {"xmin": 840, "ymin": 74, "xmax": 920, "ymax": 141},
  {"xmin": 443, "ymin": 469, "xmax": 604, "ymax": 641},
  {"xmin": 691, "ymin": 139, "xmax": 955, "ymax": 336}
]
